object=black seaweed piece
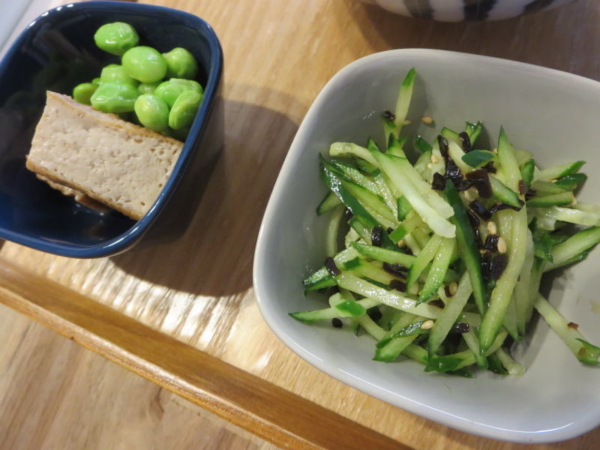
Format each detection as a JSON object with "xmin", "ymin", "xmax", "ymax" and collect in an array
[
  {"xmin": 473, "ymin": 227, "xmax": 484, "ymax": 249},
  {"xmin": 383, "ymin": 262, "xmax": 408, "ymax": 276},
  {"xmin": 470, "ymin": 200, "xmax": 492, "ymax": 221},
  {"xmin": 344, "ymin": 208, "xmax": 354, "ymax": 220},
  {"xmin": 371, "ymin": 226, "xmax": 383, "ymax": 247},
  {"xmin": 489, "ymin": 254, "xmax": 509, "ymax": 281},
  {"xmin": 455, "ymin": 179, "xmax": 473, "ymax": 191},
  {"xmin": 332, "ymin": 318, "xmax": 343, "ymax": 329},
  {"xmin": 445, "ymin": 158, "xmax": 463, "ymax": 186},
  {"xmin": 484, "ymin": 234, "xmax": 499, "ymax": 252},
  {"xmin": 525, "ymin": 189, "xmax": 537, "ymax": 201},
  {"xmin": 466, "ymin": 170, "xmax": 492, "ymax": 198},
  {"xmin": 325, "ymin": 257, "xmax": 341, "ymax": 276},
  {"xmin": 481, "ymin": 251, "xmax": 493, "ymax": 282},
  {"xmin": 386, "ymin": 227, "xmax": 394, "ymax": 234},
  {"xmin": 382, "ymin": 111, "xmax": 395, "ymax": 122},
  {"xmin": 389, "ymin": 279, "xmax": 407, "ymax": 292},
  {"xmin": 482, "ymin": 162, "xmax": 497, "ymax": 174},
  {"xmin": 518, "ymin": 180, "xmax": 527, "ymax": 195},
  {"xmin": 458, "ymin": 132, "xmax": 473, "ymax": 152},
  {"xmin": 431, "ymin": 172, "xmax": 446, "ymax": 191},
  {"xmin": 488, "ymin": 203, "xmax": 521, "ymax": 214},
  {"xmin": 429, "ymin": 299, "xmax": 445, "ymax": 309},
  {"xmin": 382, "ymin": 110, "xmax": 395, "ymax": 121},
  {"xmin": 367, "ymin": 307, "xmax": 383, "ymax": 322},
  {"xmin": 437, "ymin": 135, "xmax": 449, "ymax": 158},
  {"xmin": 466, "ymin": 209, "xmax": 480, "ymax": 228},
  {"xmin": 450, "ymin": 322, "xmax": 471, "ymax": 334}
]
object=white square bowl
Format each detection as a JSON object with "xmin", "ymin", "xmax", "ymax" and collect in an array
[{"xmin": 253, "ymin": 49, "xmax": 600, "ymax": 443}]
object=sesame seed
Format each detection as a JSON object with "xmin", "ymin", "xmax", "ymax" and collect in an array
[
  {"xmin": 448, "ymin": 282, "xmax": 458, "ymax": 296},
  {"xmin": 493, "ymin": 148, "xmax": 498, "ymax": 154},
  {"xmin": 497, "ymin": 236, "xmax": 507, "ymax": 254},
  {"xmin": 464, "ymin": 190, "xmax": 475, "ymax": 202},
  {"xmin": 421, "ymin": 116, "xmax": 434, "ymax": 125},
  {"xmin": 487, "ymin": 221, "xmax": 497, "ymax": 235},
  {"xmin": 420, "ymin": 320, "xmax": 435, "ymax": 330},
  {"xmin": 430, "ymin": 154, "xmax": 439, "ymax": 164},
  {"xmin": 398, "ymin": 239, "xmax": 406, "ymax": 247}
]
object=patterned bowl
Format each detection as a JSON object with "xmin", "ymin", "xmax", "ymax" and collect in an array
[{"xmin": 365, "ymin": 0, "xmax": 577, "ymax": 21}]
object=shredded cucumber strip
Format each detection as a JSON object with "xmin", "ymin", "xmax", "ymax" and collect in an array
[
  {"xmin": 418, "ymin": 237, "xmax": 455, "ymax": 303},
  {"xmin": 407, "ymin": 235, "xmax": 441, "ymax": 289},
  {"xmin": 494, "ymin": 348, "xmax": 526, "ymax": 375},
  {"xmin": 330, "ymin": 142, "xmax": 378, "ymax": 166},
  {"xmin": 373, "ymin": 152, "xmax": 455, "ymax": 238},
  {"xmin": 515, "ymin": 230, "xmax": 535, "ymax": 335},
  {"xmin": 336, "ymin": 273, "xmax": 441, "ymax": 319},
  {"xmin": 428, "ymin": 273, "xmax": 472, "ymax": 357},
  {"xmin": 544, "ymin": 227, "xmax": 600, "ymax": 272},
  {"xmin": 540, "ymin": 206, "xmax": 600, "ymax": 227},
  {"xmin": 534, "ymin": 295, "xmax": 600, "ymax": 365},
  {"xmin": 325, "ymin": 205, "xmax": 345, "ymax": 257},
  {"xmin": 480, "ymin": 208, "xmax": 528, "ymax": 351}
]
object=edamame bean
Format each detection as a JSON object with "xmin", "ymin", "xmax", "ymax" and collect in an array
[
  {"xmin": 138, "ymin": 82, "xmax": 160, "ymax": 94},
  {"xmin": 168, "ymin": 90, "xmax": 202, "ymax": 130},
  {"xmin": 94, "ymin": 22, "xmax": 139, "ymax": 56},
  {"xmin": 134, "ymin": 94, "xmax": 169, "ymax": 132},
  {"xmin": 100, "ymin": 64, "xmax": 138, "ymax": 86},
  {"xmin": 90, "ymin": 82, "xmax": 139, "ymax": 113},
  {"xmin": 154, "ymin": 78, "xmax": 203, "ymax": 108},
  {"xmin": 122, "ymin": 46, "xmax": 167, "ymax": 84},
  {"xmin": 72, "ymin": 82, "xmax": 97, "ymax": 105},
  {"xmin": 163, "ymin": 48, "xmax": 198, "ymax": 79}
]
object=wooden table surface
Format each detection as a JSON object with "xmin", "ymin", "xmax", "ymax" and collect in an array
[
  {"xmin": 0, "ymin": 303, "xmax": 276, "ymax": 450},
  {"xmin": 1, "ymin": 0, "xmax": 600, "ymax": 449}
]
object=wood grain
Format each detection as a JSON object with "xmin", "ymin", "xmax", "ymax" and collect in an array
[
  {"xmin": 2, "ymin": 0, "xmax": 600, "ymax": 449},
  {"xmin": 0, "ymin": 303, "xmax": 277, "ymax": 450}
]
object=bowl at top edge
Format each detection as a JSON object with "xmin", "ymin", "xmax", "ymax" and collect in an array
[
  {"xmin": 0, "ymin": 1, "xmax": 222, "ymax": 258},
  {"xmin": 360, "ymin": 0, "xmax": 578, "ymax": 21},
  {"xmin": 253, "ymin": 49, "xmax": 600, "ymax": 443}
]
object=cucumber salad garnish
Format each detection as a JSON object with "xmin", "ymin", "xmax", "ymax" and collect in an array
[{"xmin": 291, "ymin": 69, "xmax": 600, "ymax": 377}]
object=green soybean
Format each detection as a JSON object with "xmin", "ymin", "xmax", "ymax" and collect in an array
[
  {"xmin": 73, "ymin": 83, "xmax": 97, "ymax": 105},
  {"xmin": 169, "ymin": 90, "xmax": 202, "ymax": 130},
  {"xmin": 90, "ymin": 82, "xmax": 139, "ymax": 113},
  {"xmin": 154, "ymin": 79, "xmax": 203, "ymax": 108},
  {"xmin": 94, "ymin": 22, "xmax": 139, "ymax": 56},
  {"xmin": 134, "ymin": 94, "xmax": 169, "ymax": 132},
  {"xmin": 100, "ymin": 64, "xmax": 138, "ymax": 86},
  {"xmin": 122, "ymin": 46, "xmax": 167, "ymax": 84},
  {"xmin": 163, "ymin": 47, "xmax": 198, "ymax": 79},
  {"xmin": 138, "ymin": 82, "xmax": 160, "ymax": 94}
]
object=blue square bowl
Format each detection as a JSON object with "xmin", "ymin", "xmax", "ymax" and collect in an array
[{"xmin": 0, "ymin": 1, "xmax": 223, "ymax": 257}]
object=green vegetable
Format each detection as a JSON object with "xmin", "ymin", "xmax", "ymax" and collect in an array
[
  {"xmin": 134, "ymin": 94, "xmax": 169, "ymax": 132},
  {"xmin": 462, "ymin": 150, "xmax": 494, "ymax": 168},
  {"xmin": 163, "ymin": 47, "xmax": 199, "ymax": 79},
  {"xmin": 155, "ymin": 79, "xmax": 192, "ymax": 108},
  {"xmin": 100, "ymin": 64, "xmax": 139, "ymax": 86},
  {"xmin": 122, "ymin": 46, "xmax": 168, "ymax": 83},
  {"xmin": 291, "ymin": 68, "xmax": 600, "ymax": 378},
  {"xmin": 168, "ymin": 90, "xmax": 202, "ymax": 130},
  {"xmin": 138, "ymin": 82, "xmax": 161, "ymax": 94},
  {"xmin": 90, "ymin": 82, "xmax": 139, "ymax": 113},
  {"xmin": 94, "ymin": 22, "xmax": 139, "ymax": 56},
  {"xmin": 72, "ymin": 82, "xmax": 97, "ymax": 105}
]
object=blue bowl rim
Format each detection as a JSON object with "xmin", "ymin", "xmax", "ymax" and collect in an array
[{"xmin": 0, "ymin": 1, "xmax": 223, "ymax": 258}]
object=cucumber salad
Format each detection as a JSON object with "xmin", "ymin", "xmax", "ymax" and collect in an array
[{"xmin": 291, "ymin": 69, "xmax": 600, "ymax": 377}]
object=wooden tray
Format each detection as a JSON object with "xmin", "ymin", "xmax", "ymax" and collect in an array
[{"xmin": 2, "ymin": 0, "xmax": 600, "ymax": 448}]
